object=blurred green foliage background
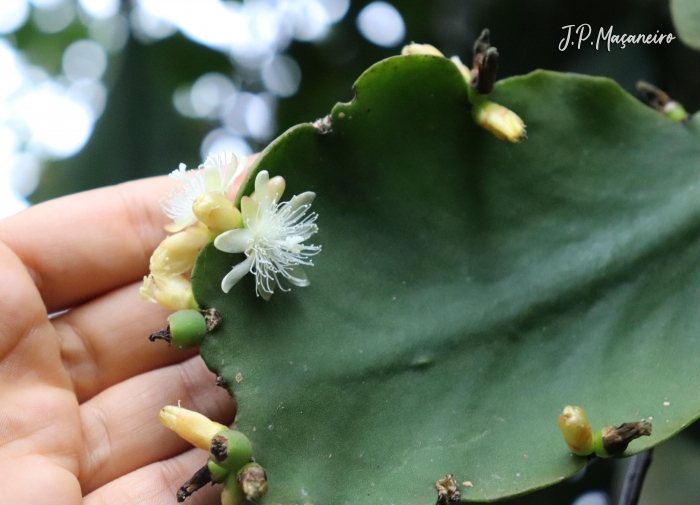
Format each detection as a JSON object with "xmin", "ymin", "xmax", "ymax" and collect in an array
[{"xmin": 15, "ymin": 0, "xmax": 699, "ymax": 204}]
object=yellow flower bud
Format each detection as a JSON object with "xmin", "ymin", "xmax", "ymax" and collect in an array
[
  {"xmin": 139, "ymin": 275, "xmax": 158, "ymax": 304},
  {"xmin": 150, "ymin": 226, "xmax": 213, "ymax": 276},
  {"xmin": 159, "ymin": 405, "xmax": 228, "ymax": 451},
  {"xmin": 139, "ymin": 273, "xmax": 198, "ymax": 311},
  {"xmin": 401, "ymin": 43, "xmax": 444, "ymax": 57},
  {"xmin": 192, "ymin": 193, "xmax": 243, "ymax": 232},
  {"xmin": 558, "ymin": 405, "xmax": 593, "ymax": 456},
  {"xmin": 141, "ymin": 225, "xmax": 214, "ymax": 310},
  {"xmin": 472, "ymin": 100, "xmax": 527, "ymax": 143}
]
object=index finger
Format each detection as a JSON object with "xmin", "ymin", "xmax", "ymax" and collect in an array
[
  {"xmin": 0, "ymin": 176, "xmax": 175, "ymax": 313},
  {"xmin": 0, "ymin": 151, "xmax": 255, "ymax": 313}
]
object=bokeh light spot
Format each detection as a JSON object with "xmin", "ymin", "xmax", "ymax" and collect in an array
[
  {"xmin": 130, "ymin": 4, "xmax": 177, "ymax": 42},
  {"xmin": 201, "ymin": 128, "xmax": 252, "ymax": 161},
  {"xmin": 62, "ymin": 39, "xmax": 108, "ymax": 81},
  {"xmin": 13, "ymin": 83, "xmax": 94, "ymax": 158},
  {"xmin": 220, "ymin": 91, "xmax": 255, "ymax": 136},
  {"xmin": 0, "ymin": 0, "xmax": 30, "ymax": 34},
  {"xmin": 89, "ymin": 14, "xmax": 130, "ymax": 53},
  {"xmin": 319, "ymin": 0, "xmax": 349, "ymax": 23},
  {"xmin": 356, "ymin": 1, "xmax": 405, "ymax": 47},
  {"xmin": 10, "ymin": 152, "xmax": 41, "ymax": 197},
  {"xmin": 67, "ymin": 79, "xmax": 108, "ymax": 117},
  {"xmin": 262, "ymin": 55, "xmax": 301, "ymax": 97},
  {"xmin": 245, "ymin": 94, "xmax": 274, "ymax": 141},
  {"xmin": 30, "ymin": 0, "xmax": 65, "ymax": 8},
  {"xmin": 0, "ymin": 40, "xmax": 23, "ymax": 100},
  {"xmin": 287, "ymin": 0, "xmax": 330, "ymax": 42},
  {"xmin": 190, "ymin": 72, "xmax": 236, "ymax": 118},
  {"xmin": 572, "ymin": 491, "xmax": 609, "ymax": 505},
  {"xmin": 79, "ymin": 0, "xmax": 119, "ymax": 20},
  {"xmin": 173, "ymin": 85, "xmax": 197, "ymax": 118},
  {"xmin": 32, "ymin": 0, "xmax": 76, "ymax": 33}
]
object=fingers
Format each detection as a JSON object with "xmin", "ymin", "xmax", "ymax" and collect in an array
[
  {"xmin": 0, "ymin": 177, "xmax": 175, "ymax": 313},
  {"xmin": 83, "ymin": 448, "xmax": 223, "ymax": 505},
  {"xmin": 53, "ymin": 281, "xmax": 198, "ymax": 403},
  {"xmin": 78, "ymin": 355, "xmax": 234, "ymax": 494},
  {"xmin": 0, "ymin": 241, "xmax": 83, "ymax": 474},
  {"xmin": 0, "ymin": 241, "xmax": 49, "ymax": 363},
  {"xmin": 0, "ymin": 155, "xmax": 254, "ymax": 314},
  {"xmin": 0, "ymin": 455, "xmax": 82, "ymax": 505}
]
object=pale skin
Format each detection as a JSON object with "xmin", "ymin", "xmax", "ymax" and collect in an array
[{"xmin": 0, "ymin": 165, "xmax": 251, "ymax": 504}]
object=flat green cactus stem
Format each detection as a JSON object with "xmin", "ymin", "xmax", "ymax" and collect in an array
[{"xmin": 192, "ymin": 55, "xmax": 700, "ymax": 503}]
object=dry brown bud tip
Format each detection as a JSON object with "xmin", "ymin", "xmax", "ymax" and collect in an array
[
  {"xmin": 602, "ymin": 420, "xmax": 652, "ymax": 457},
  {"xmin": 436, "ymin": 474, "xmax": 461, "ymax": 504},
  {"xmin": 176, "ymin": 465, "xmax": 211, "ymax": 502}
]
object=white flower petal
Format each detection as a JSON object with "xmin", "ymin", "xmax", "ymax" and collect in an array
[
  {"xmin": 229, "ymin": 156, "xmax": 246, "ymax": 187},
  {"xmin": 257, "ymin": 278, "xmax": 276, "ymax": 300},
  {"xmin": 168, "ymin": 163, "xmax": 188, "ymax": 181},
  {"xmin": 218, "ymin": 173, "xmax": 320, "ymax": 297},
  {"xmin": 202, "ymin": 152, "xmax": 238, "ymax": 193},
  {"xmin": 240, "ymin": 196, "xmax": 259, "ymax": 224},
  {"xmin": 214, "ymin": 228, "xmax": 252, "ymax": 254},
  {"xmin": 267, "ymin": 176, "xmax": 286, "ymax": 205},
  {"xmin": 254, "ymin": 170, "xmax": 269, "ymax": 195},
  {"xmin": 289, "ymin": 191, "xmax": 315, "ymax": 211},
  {"xmin": 221, "ymin": 255, "xmax": 255, "ymax": 293},
  {"xmin": 204, "ymin": 165, "xmax": 222, "ymax": 192},
  {"xmin": 251, "ymin": 170, "xmax": 283, "ymax": 208},
  {"xmin": 161, "ymin": 153, "xmax": 243, "ymax": 229},
  {"xmin": 285, "ymin": 265, "xmax": 310, "ymax": 287},
  {"xmin": 164, "ymin": 216, "xmax": 198, "ymax": 233}
]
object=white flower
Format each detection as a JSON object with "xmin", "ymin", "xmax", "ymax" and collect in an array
[
  {"xmin": 214, "ymin": 170, "xmax": 320, "ymax": 300},
  {"xmin": 160, "ymin": 152, "xmax": 244, "ymax": 232}
]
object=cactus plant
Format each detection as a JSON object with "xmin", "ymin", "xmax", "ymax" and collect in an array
[{"xmin": 174, "ymin": 53, "xmax": 700, "ymax": 503}]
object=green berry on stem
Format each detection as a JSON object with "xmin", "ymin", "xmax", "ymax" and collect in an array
[
  {"xmin": 149, "ymin": 308, "xmax": 222, "ymax": 349},
  {"xmin": 210, "ymin": 429, "xmax": 253, "ymax": 471},
  {"xmin": 591, "ymin": 428, "xmax": 605, "ymax": 457},
  {"xmin": 168, "ymin": 309, "xmax": 207, "ymax": 349},
  {"xmin": 207, "ymin": 458, "xmax": 231, "ymax": 484},
  {"xmin": 221, "ymin": 471, "xmax": 246, "ymax": 505}
]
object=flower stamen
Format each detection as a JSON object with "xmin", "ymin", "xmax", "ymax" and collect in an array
[{"xmin": 213, "ymin": 170, "xmax": 321, "ymax": 300}]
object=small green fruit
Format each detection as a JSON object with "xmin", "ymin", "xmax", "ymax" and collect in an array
[
  {"xmin": 210, "ymin": 429, "xmax": 253, "ymax": 471},
  {"xmin": 207, "ymin": 458, "xmax": 230, "ymax": 483},
  {"xmin": 168, "ymin": 309, "xmax": 207, "ymax": 349},
  {"xmin": 221, "ymin": 471, "xmax": 245, "ymax": 505}
]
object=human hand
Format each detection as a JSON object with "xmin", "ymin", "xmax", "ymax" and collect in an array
[{"xmin": 0, "ymin": 176, "xmax": 238, "ymax": 504}]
